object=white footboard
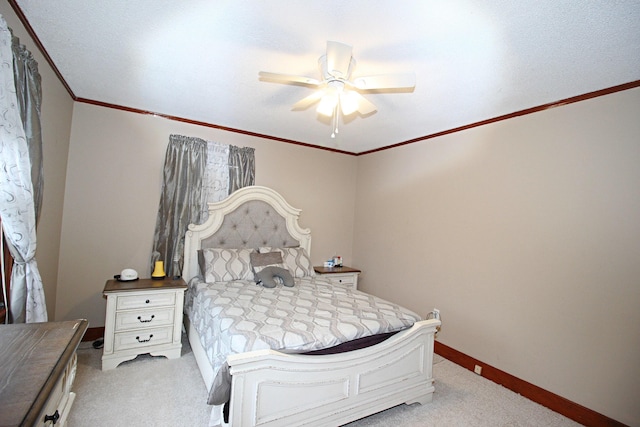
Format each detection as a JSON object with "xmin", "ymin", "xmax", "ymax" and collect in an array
[{"xmin": 224, "ymin": 319, "xmax": 440, "ymax": 426}]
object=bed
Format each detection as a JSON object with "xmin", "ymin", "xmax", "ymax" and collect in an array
[{"xmin": 182, "ymin": 186, "xmax": 441, "ymax": 426}]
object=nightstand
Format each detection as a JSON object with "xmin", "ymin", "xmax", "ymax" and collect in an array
[
  {"xmin": 101, "ymin": 277, "xmax": 187, "ymax": 371},
  {"xmin": 313, "ymin": 266, "xmax": 361, "ymax": 290}
]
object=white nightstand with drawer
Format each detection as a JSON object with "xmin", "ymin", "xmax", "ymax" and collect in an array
[
  {"xmin": 313, "ymin": 266, "xmax": 361, "ymax": 290},
  {"xmin": 102, "ymin": 277, "xmax": 187, "ymax": 371}
]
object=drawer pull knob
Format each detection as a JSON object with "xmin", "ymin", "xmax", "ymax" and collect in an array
[
  {"xmin": 44, "ymin": 409, "xmax": 60, "ymax": 424},
  {"xmin": 136, "ymin": 334, "xmax": 153, "ymax": 343},
  {"xmin": 137, "ymin": 315, "xmax": 155, "ymax": 323},
  {"xmin": 145, "ymin": 299, "xmax": 150, "ymax": 304}
]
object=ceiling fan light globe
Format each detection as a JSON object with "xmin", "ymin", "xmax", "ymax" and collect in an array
[
  {"xmin": 340, "ymin": 91, "xmax": 359, "ymax": 116},
  {"xmin": 317, "ymin": 95, "xmax": 337, "ymax": 116}
]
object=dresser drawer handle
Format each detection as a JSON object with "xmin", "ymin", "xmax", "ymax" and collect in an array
[
  {"xmin": 137, "ymin": 315, "xmax": 155, "ymax": 323},
  {"xmin": 44, "ymin": 409, "xmax": 60, "ymax": 424},
  {"xmin": 136, "ymin": 334, "xmax": 153, "ymax": 343},
  {"xmin": 145, "ymin": 299, "xmax": 150, "ymax": 304}
]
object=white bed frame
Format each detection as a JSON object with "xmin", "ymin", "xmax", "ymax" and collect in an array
[{"xmin": 183, "ymin": 186, "xmax": 441, "ymax": 427}]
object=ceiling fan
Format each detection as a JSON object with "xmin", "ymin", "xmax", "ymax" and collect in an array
[{"xmin": 259, "ymin": 41, "xmax": 416, "ymax": 138}]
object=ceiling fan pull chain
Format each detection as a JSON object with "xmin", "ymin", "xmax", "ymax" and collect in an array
[{"xmin": 331, "ymin": 103, "xmax": 339, "ymax": 138}]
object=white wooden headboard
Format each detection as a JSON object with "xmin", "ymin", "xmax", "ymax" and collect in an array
[{"xmin": 182, "ymin": 186, "xmax": 311, "ymax": 282}]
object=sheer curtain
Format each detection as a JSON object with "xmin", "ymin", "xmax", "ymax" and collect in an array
[
  {"xmin": 150, "ymin": 135, "xmax": 255, "ymax": 278},
  {"xmin": 201, "ymin": 140, "xmax": 230, "ymax": 221},
  {"xmin": 0, "ymin": 16, "xmax": 47, "ymax": 323}
]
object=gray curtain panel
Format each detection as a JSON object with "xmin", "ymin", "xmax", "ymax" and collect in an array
[
  {"xmin": 151, "ymin": 135, "xmax": 208, "ymax": 278},
  {"xmin": 229, "ymin": 145, "xmax": 255, "ymax": 193},
  {"xmin": 11, "ymin": 33, "xmax": 43, "ymax": 225}
]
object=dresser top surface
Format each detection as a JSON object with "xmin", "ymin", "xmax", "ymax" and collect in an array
[{"xmin": 0, "ymin": 320, "xmax": 87, "ymax": 427}]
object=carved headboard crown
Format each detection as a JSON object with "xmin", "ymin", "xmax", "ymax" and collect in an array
[
  {"xmin": 200, "ymin": 200, "xmax": 300, "ymax": 249},
  {"xmin": 183, "ymin": 186, "xmax": 311, "ymax": 281}
]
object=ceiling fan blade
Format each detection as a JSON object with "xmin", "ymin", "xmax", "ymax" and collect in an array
[
  {"xmin": 352, "ymin": 73, "xmax": 416, "ymax": 90},
  {"xmin": 351, "ymin": 91, "xmax": 377, "ymax": 115},
  {"xmin": 291, "ymin": 91, "xmax": 325, "ymax": 110},
  {"xmin": 258, "ymin": 71, "xmax": 320, "ymax": 86},
  {"xmin": 326, "ymin": 41, "xmax": 353, "ymax": 79}
]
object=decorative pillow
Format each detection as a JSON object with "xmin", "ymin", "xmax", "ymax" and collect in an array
[
  {"xmin": 259, "ymin": 246, "xmax": 315, "ymax": 278},
  {"xmin": 198, "ymin": 248, "xmax": 254, "ymax": 283},
  {"xmin": 255, "ymin": 266, "xmax": 295, "ymax": 288},
  {"xmin": 249, "ymin": 251, "xmax": 286, "ymax": 273}
]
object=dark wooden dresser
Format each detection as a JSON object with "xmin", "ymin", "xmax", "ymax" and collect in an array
[{"xmin": 0, "ymin": 319, "xmax": 87, "ymax": 426}]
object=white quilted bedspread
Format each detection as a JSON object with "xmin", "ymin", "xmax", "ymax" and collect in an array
[{"xmin": 185, "ymin": 276, "xmax": 421, "ymax": 386}]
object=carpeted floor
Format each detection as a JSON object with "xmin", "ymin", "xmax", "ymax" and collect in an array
[{"xmin": 67, "ymin": 334, "xmax": 582, "ymax": 427}]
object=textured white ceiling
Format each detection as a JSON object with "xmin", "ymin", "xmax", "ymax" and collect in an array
[{"xmin": 13, "ymin": 0, "xmax": 640, "ymax": 153}]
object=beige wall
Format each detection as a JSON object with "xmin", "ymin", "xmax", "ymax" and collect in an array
[
  {"xmin": 0, "ymin": 4, "xmax": 74, "ymax": 320},
  {"xmin": 353, "ymin": 87, "xmax": 640, "ymax": 426},
  {"xmin": 55, "ymin": 103, "xmax": 357, "ymax": 328}
]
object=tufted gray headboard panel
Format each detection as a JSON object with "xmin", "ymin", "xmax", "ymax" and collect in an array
[{"xmin": 201, "ymin": 200, "xmax": 300, "ymax": 249}]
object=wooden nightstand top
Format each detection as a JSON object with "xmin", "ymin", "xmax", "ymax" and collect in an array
[
  {"xmin": 313, "ymin": 266, "xmax": 361, "ymax": 275},
  {"xmin": 103, "ymin": 277, "xmax": 187, "ymax": 294}
]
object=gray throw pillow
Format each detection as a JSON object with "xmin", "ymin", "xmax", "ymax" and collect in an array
[
  {"xmin": 255, "ymin": 266, "xmax": 295, "ymax": 288},
  {"xmin": 250, "ymin": 251, "xmax": 286, "ymax": 274}
]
